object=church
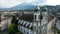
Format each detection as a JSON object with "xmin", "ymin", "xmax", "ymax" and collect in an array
[{"xmin": 17, "ymin": 4, "xmax": 50, "ymax": 34}]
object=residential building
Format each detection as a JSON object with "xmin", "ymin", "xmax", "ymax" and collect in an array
[{"xmin": 0, "ymin": 13, "xmax": 12, "ymax": 31}]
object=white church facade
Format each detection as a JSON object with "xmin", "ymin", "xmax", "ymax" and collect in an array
[{"xmin": 17, "ymin": 5, "xmax": 50, "ymax": 34}]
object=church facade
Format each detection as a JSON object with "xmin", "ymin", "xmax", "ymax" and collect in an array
[{"xmin": 17, "ymin": 5, "xmax": 49, "ymax": 34}]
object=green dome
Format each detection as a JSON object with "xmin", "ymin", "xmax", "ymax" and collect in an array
[
  {"xmin": 34, "ymin": 6, "xmax": 40, "ymax": 12},
  {"xmin": 42, "ymin": 7, "xmax": 48, "ymax": 11}
]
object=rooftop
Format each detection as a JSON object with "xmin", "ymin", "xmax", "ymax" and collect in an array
[{"xmin": 19, "ymin": 14, "xmax": 34, "ymax": 22}]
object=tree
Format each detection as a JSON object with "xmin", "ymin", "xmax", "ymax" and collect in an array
[
  {"xmin": 11, "ymin": 16, "xmax": 18, "ymax": 30},
  {"xmin": 11, "ymin": 16, "xmax": 18, "ymax": 25},
  {"xmin": 57, "ymin": 30, "xmax": 60, "ymax": 34},
  {"xmin": 9, "ymin": 16, "xmax": 18, "ymax": 34},
  {"xmin": 9, "ymin": 23, "xmax": 16, "ymax": 34}
]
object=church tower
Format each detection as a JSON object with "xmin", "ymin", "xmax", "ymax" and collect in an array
[
  {"xmin": 33, "ymin": 0, "xmax": 42, "ymax": 34},
  {"xmin": 33, "ymin": 0, "xmax": 48, "ymax": 34}
]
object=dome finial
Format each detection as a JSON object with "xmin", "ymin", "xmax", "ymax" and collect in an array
[
  {"xmin": 45, "ymin": 7, "xmax": 48, "ymax": 11},
  {"xmin": 34, "ymin": 0, "xmax": 40, "ymax": 12}
]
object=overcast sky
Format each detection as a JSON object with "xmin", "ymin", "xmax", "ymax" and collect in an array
[
  {"xmin": 46, "ymin": 0, "xmax": 60, "ymax": 5},
  {"xmin": 0, "ymin": 0, "xmax": 60, "ymax": 8}
]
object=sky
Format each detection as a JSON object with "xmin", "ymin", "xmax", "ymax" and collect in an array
[
  {"xmin": 0, "ymin": 0, "xmax": 60, "ymax": 8},
  {"xmin": 46, "ymin": 0, "xmax": 60, "ymax": 5}
]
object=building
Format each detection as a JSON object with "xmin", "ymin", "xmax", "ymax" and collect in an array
[
  {"xmin": 0, "ymin": 13, "xmax": 12, "ymax": 31},
  {"xmin": 18, "ymin": 13, "xmax": 33, "ymax": 34},
  {"xmin": 51, "ymin": 11, "xmax": 60, "ymax": 30},
  {"xmin": 0, "ymin": 13, "xmax": 1, "ymax": 32},
  {"xmin": 17, "ymin": 4, "xmax": 50, "ymax": 34}
]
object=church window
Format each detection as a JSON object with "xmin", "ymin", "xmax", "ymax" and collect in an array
[
  {"xmin": 35, "ymin": 15, "xmax": 36, "ymax": 19},
  {"xmin": 38, "ymin": 15, "xmax": 40, "ymax": 19}
]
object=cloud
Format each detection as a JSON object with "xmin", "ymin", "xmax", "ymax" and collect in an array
[
  {"xmin": 27, "ymin": 0, "xmax": 46, "ymax": 6},
  {"xmin": 0, "ymin": 0, "xmax": 46, "ymax": 8},
  {"xmin": 0, "ymin": 0, "xmax": 60, "ymax": 8},
  {"xmin": 0, "ymin": 0, "xmax": 24, "ymax": 8},
  {"xmin": 46, "ymin": 0, "xmax": 60, "ymax": 5}
]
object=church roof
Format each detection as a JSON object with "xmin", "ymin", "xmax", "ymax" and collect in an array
[
  {"xmin": 50, "ymin": 11, "xmax": 60, "ymax": 17},
  {"xmin": 19, "ymin": 14, "xmax": 34, "ymax": 22},
  {"xmin": 18, "ymin": 20, "xmax": 33, "ymax": 30}
]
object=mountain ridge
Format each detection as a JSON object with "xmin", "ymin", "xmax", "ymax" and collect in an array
[{"xmin": 0, "ymin": 3, "xmax": 60, "ymax": 11}]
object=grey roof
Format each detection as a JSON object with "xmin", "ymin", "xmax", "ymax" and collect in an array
[
  {"xmin": 18, "ymin": 20, "xmax": 33, "ymax": 30},
  {"xmin": 49, "ymin": 11, "xmax": 60, "ymax": 17},
  {"xmin": 19, "ymin": 14, "xmax": 34, "ymax": 22}
]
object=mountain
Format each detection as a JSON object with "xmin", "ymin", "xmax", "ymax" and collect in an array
[
  {"xmin": 0, "ymin": 3, "xmax": 35, "ymax": 10},
  {"xmin": 8, "ymin": 3, "xmax": 35, "ymax": 10},
  {"xmin": 0, "ymin": 3, "xmax": 60, "ymax": 11}
]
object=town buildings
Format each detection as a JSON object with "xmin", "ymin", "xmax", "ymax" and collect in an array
[
  {"xmin": 0, "ymin": 12, "xmax": 12, "ymax": 31},
  {"xmin": 17, "ymin": 5, "xmax": 50, "ymax": 34}
]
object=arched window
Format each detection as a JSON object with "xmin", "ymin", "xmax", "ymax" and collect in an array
[
  {"xmin": 38, "ymin": 15, "xmax": 40, "ymax": 19},
  {"xmin": 35, "ymin": 15, "xmax": 36, "ymax": 19}
]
